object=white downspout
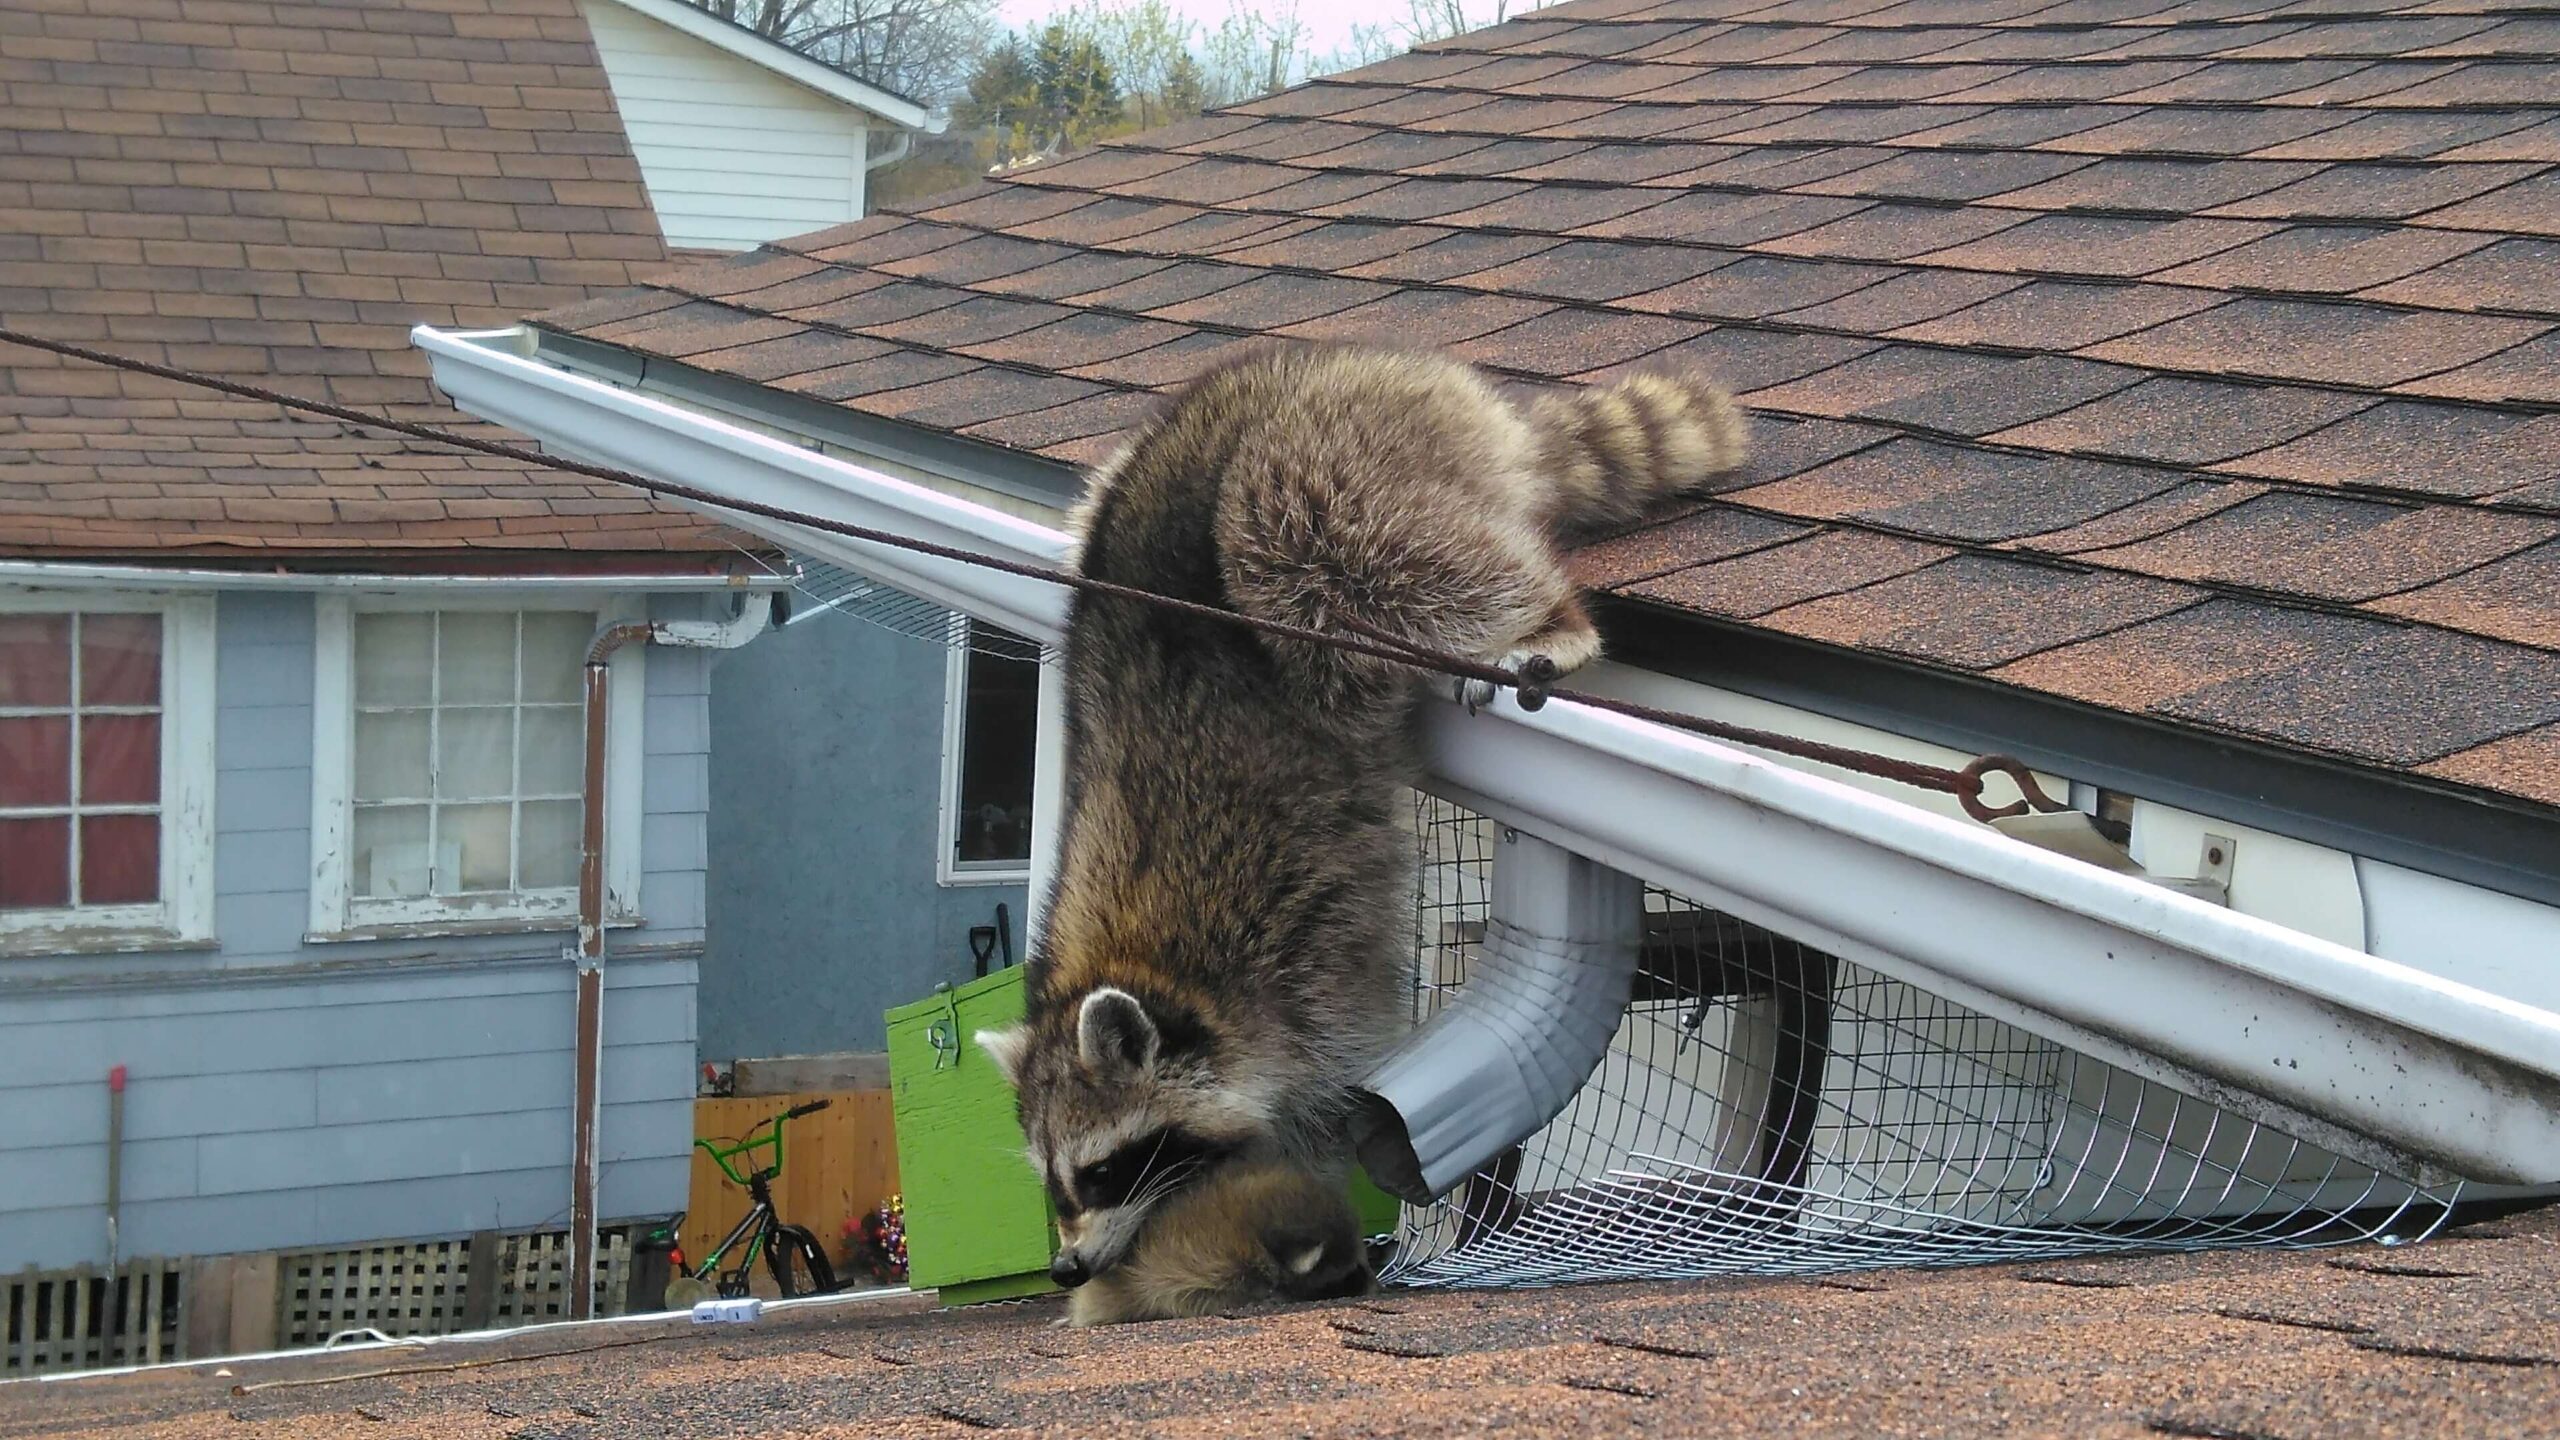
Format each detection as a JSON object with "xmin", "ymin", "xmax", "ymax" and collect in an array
[
  {"xmin": 567, "ymin": 593, "xmax": 777, "ymax": 1319},
  {"xmin": 1354, "ymin": 831, "xmax": 1646, "ymax": 1203}
]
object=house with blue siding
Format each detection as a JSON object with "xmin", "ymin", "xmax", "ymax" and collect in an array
[{"xmin": 0, "ymin": 0, "xmax": 962, "ymax": 1308}]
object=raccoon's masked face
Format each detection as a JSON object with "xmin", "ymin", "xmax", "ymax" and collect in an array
[{"xmin": 977, "ymin": 986, "xmax": 1265, "ymax": 1288}]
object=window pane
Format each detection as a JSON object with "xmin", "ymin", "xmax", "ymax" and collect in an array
[
  {"xmin": 437, "ymin": 708, "xmax": 515, "ymax": 801},
  {"xmin": 441, "ymin": 802, "xmax": 512, "ymax": 892},
  {"xmin": 354, "ymin": 710, "xmax": 431, "ymax": 802},
  {"xmin": 352, "ymin": 805, "xmax": 431, "ymax": 898},
  {"xmin": 79, "ymin": 613, "xmax": 161, "ymax": 706},
  {"xmin": 0, "ymin": 614, "xmax": 71, "ymax": 707},
  {"xmin": 520, "ymin": 613, "xmax": 592, "ymax": 704},
  {"xmin": 0, "ymin": 816, "xmax": 71, "ymax": 909},
  {"xmin": 0, "ymin": 715, "xmax": 71, "ymax": 808},
  {"xmin": 438, "ymin": 612, "xmax": 516, "ymax": 705},
  {"xmin": 520, "ymin": 799, "xmax": 581, "ymax": 890},
  {"xmin": 79, "ymin": 814, "xmax": 157, "ymax": 905},
  {"xmin": 955, "ymin": 640, "xmax": 1038, "ymax": 865},
  {"xmin": 354, "ymin": 613, "xmax": 433, "ymax": 706},
  {"xmin": 519, "ymin": 706, "xmax": 584, "ymax": 796},
  {"xmin": 80, "ymin": 713, "xmax": 159, "ymax": 806}
]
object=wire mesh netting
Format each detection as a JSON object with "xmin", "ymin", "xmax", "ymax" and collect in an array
[
  {"xmin": 784, "ymin": 557, "xmax": 1048, "ymax": 663},
  {"xmin": 1381, "ymin": 795, "xmax": 2459, "ymax": 1290}
]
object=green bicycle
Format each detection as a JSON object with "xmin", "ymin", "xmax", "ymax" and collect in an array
[{"xmin": 662, "ymin": 1100, "xmax": 842, "ymax": 1307}]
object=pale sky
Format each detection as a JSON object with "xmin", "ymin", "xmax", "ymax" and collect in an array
[{"xmin": 991, "ymin": 0, "xmax": 1514, "ymax": 70}]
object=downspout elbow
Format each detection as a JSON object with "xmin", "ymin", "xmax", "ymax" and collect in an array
[{"xmin": 1351, "ymin": 832, "xmax": 1644, "ymax": 1205}]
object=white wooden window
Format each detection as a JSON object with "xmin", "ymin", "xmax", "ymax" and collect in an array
[
  {"xmin": 937, "ymin": 618, "xmax": 1038, "ymax": 887},
  {"xmin": 309, "ymin": 595, "xmax": 644, "ymax": 937},
  {"xmin": 0, "ymin": 591, "xmax": 216, "ymax": 955}
]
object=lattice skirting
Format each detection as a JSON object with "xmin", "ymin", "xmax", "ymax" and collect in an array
[
  {"xmin": 3, "ymin": 1261, "xmax": 183, "ymax": 1375},
  {"xmin": 4, "ymin": 1224, "xmax": 648, "ymax": 1377}
]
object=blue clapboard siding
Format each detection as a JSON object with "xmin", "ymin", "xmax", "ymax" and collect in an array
[
  {"xmin": 0, "ymin": 589, "xmax": 722, "ymax": 1272},
  {"xmin": 700, "ymin": 606, "xmax": 1026, "ymax": 1059}
]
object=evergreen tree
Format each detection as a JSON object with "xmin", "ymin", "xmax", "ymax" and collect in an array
[{"xmin": 1159, "ymin": 50, "xmax": 1207, "ymax": 119}]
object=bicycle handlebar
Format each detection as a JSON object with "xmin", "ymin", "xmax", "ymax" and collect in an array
[{"xmin": 784, "ymin": 1099, "xmax": 832, "ymax": 1119}]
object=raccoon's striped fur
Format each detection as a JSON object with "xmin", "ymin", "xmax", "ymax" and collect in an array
[
  {"xmin": 1063, "ymin": 1160, "xmax": 1373, "ymax": 1327},
  {"xmin": 978, "ymin": 342, "xmax": 1746, "ymax": 1301}
]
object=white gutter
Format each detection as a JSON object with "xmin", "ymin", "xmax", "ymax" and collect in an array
[
  {"xmin": 415, "ymin": 323, "xmax": 2560, "ymax": 1189},
  {"xmin": 0, "ymin": 562, "xmax": 793, "ymax": 593},
  {"xmin": 417, "ymin": 328, "xmax": 1069, "ymax": 642}
]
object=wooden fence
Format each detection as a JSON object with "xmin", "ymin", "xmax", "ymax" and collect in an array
[{"xmin": 681, "ymin": 1088, "xmax": 900, "ymax": 1295}]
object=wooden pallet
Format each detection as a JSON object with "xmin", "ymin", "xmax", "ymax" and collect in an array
[{"xmin": 3, "ymin": 1262, "xmax": 184, "ymax": 1375}]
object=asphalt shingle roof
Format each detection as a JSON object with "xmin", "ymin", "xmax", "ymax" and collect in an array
[
  {"xmin": 538, "ymin": 0, "xmax": 2560, "ymax": 808},
  {"xmin": 0, "ymin": 0, "xmax": 749, "ymax": 563},
  {"xmin": 13, "ymin": 1204, "xmax": 2559, "ymax": 1439}
]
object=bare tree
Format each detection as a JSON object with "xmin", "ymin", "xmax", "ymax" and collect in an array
[{"xmin": 689, "ymin": 0, "xmax": 1000, "ymax": 101}]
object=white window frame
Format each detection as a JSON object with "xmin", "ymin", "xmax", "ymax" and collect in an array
[
  {"xmin": 306, "ymin": 592, "xmax": 647, "ymax": 940},
  {"xmin": 0, "ymin": 588, "xmax": 217, "ymax": 956},
  {"xmin": 936, "ymin": 616, "xmax": 1035, "ymax": 888}
]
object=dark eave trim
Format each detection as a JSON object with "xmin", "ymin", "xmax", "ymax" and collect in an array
[
  {"xmin": 1599, "ymin": 597, "xmax": 2560, "ymax": 912},
  {"xmin": 528, "ymin": 326, "xmax": 1089, "ymax": 514}
]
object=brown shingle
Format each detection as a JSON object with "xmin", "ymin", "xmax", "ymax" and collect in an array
[
  {"xmin": 1277, "ymin": 289, "xmax": 1554, "ymax": 347},
  {"xmin": 2228, "ymin": 402, "xmax": 2560, "ymax": 499},
  {"xmin": 2419, "ymin": 724, "xmax": 2560, "ymax": 807},
  {"xmin": 2360, "ymin": 238, "xmax": 2560, "ymax": 314},
  {"xmin": 2415, "ymin": 170, "xmax": 2560, "ymax": 237},
  {"xmin": 1571, "ymin": 504, "xmax": 1816, "ymax": 589},
  {"xmin": 2396, "ymin": 331, "xmax": 2560, "ymax": 405},
  {"xmin": 1621, "ymin": 254, "xmax": 1897, "ymax": 321},
  {"xmin": 1448, "ymin": 307, "xmax": 1706, "ymax": 376},
  {"xmin": 1988, "ymin": 157, "xmax": 2323, "ymax": 215},
  {"xmin": 1148, "ymin": 271, "xmax": 1397, "ymax": 327},
  {"xmin": 1451, "ymin": 240, "xmax": 1738, "ymax": 303},
  {"xmin": 1625, "ymin": 527, "xmax": 1956, "ymax": 618},
  {"xmin": 1760, "ymin": 551, "xmax": 2204, "ymax": 669},
  {"xmin": 1726, "ymin": 438, "xmax": 2186, "ymax": 543},
  {"xmin": 1747, "ymin": 347, "xmax": 2140, "ymax": 435},
  {"xmin": 2371, "ymin": 539, "xmax": 2560, "ymax": 649},
  {"xmin": 1919, "ymin": 213, "xmax": 2278, "ymax": 277},
  {"xmin": 2085, "ymin": 297, "xmax": 2552, "ymax": 387},
  {"xmin": 1888, "ymin": 278, "xmax": 2222, "ymax": 349},
  {"xmin": 2154, "ymin": 224, "xmax": 2493, "ymax": 293},
  {"xmin": 2213, "ymin": 162, "xmax": 2549, "ymax": 221},
  {"xmin": 2079, "ymin": 492, "xmax": 2559, "ymax": 603},
  {"xmin": 1991, "ymin": 377, "xmax": 2375, "ymax": 465}
]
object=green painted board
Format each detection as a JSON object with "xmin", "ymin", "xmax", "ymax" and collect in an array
[{"xmin": 885, "ymin": 967, "xmax": 1057, "ymax": 1299}]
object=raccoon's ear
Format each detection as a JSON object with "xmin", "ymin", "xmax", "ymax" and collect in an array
[
  {"xmin": 975, "ymin": 1023, "xmax": 1031, "ymax": 1084},
  {"xmin": 1076, "ymin": 987, "xmax": 1159, "ymax": 1076}
]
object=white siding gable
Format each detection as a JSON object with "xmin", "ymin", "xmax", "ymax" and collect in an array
[{"xmin": 581, "ymin": 0, "xmax": 874, "ymax": 252}]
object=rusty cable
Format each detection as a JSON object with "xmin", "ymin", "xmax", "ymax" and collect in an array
[{"xmin": 0, "ymin": 326, "xmax": 2069, "ymax": 823}]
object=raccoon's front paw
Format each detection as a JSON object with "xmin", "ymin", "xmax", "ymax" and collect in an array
[{"xmin": 1456, "ymin": 652, "xmax": 1563, "ymax": 714}]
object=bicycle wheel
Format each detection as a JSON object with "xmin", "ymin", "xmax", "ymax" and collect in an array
[{"xmin": 766, "ymin": 1223, "xmax": 838, "ymax": 1298}]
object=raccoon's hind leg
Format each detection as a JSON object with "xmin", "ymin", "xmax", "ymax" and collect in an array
[{"xmin": 1222, "ymin": 493, "xmax": 1591, "ymax": 722}]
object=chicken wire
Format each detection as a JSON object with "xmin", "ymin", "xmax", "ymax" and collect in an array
[{"xmin": 1380, "ymin": 795, "xmax": 2459, "ymax": 1289}]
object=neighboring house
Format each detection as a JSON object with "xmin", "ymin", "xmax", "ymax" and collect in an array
[
  {"xmin": 577, "ymin": 0, "xmax": 935, "ymax": 254},
  {"xmin": 0, "ymin": 0, "xmax": 809, "ymax": 1279},
  {"xmin": 425, "ymin": 0, "xmax": 2560, "ymax": 1211}
]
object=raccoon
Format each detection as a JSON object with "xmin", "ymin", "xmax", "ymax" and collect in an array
[
  {"xmin": 977, "ymin": 343, "xmax": 1746, "ymax": 1295},
  {"xmin": 1062, "ymin": 1160, "xmax": 1374, "ymax": 1326}
]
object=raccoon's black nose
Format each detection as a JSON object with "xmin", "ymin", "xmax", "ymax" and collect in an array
[{"xmin": 1049, "ymin": 1253, "xmax": 1089, "ymax": 1288}]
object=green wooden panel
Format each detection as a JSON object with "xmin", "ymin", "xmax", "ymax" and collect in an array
[
  {"xmin": 1349, "ymin": 1168, "xmax": 1403, "ymax": 1236},
  {"xmin": 885, "ymin": 968, "xmax": 1057, "ymax": 1296}
]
